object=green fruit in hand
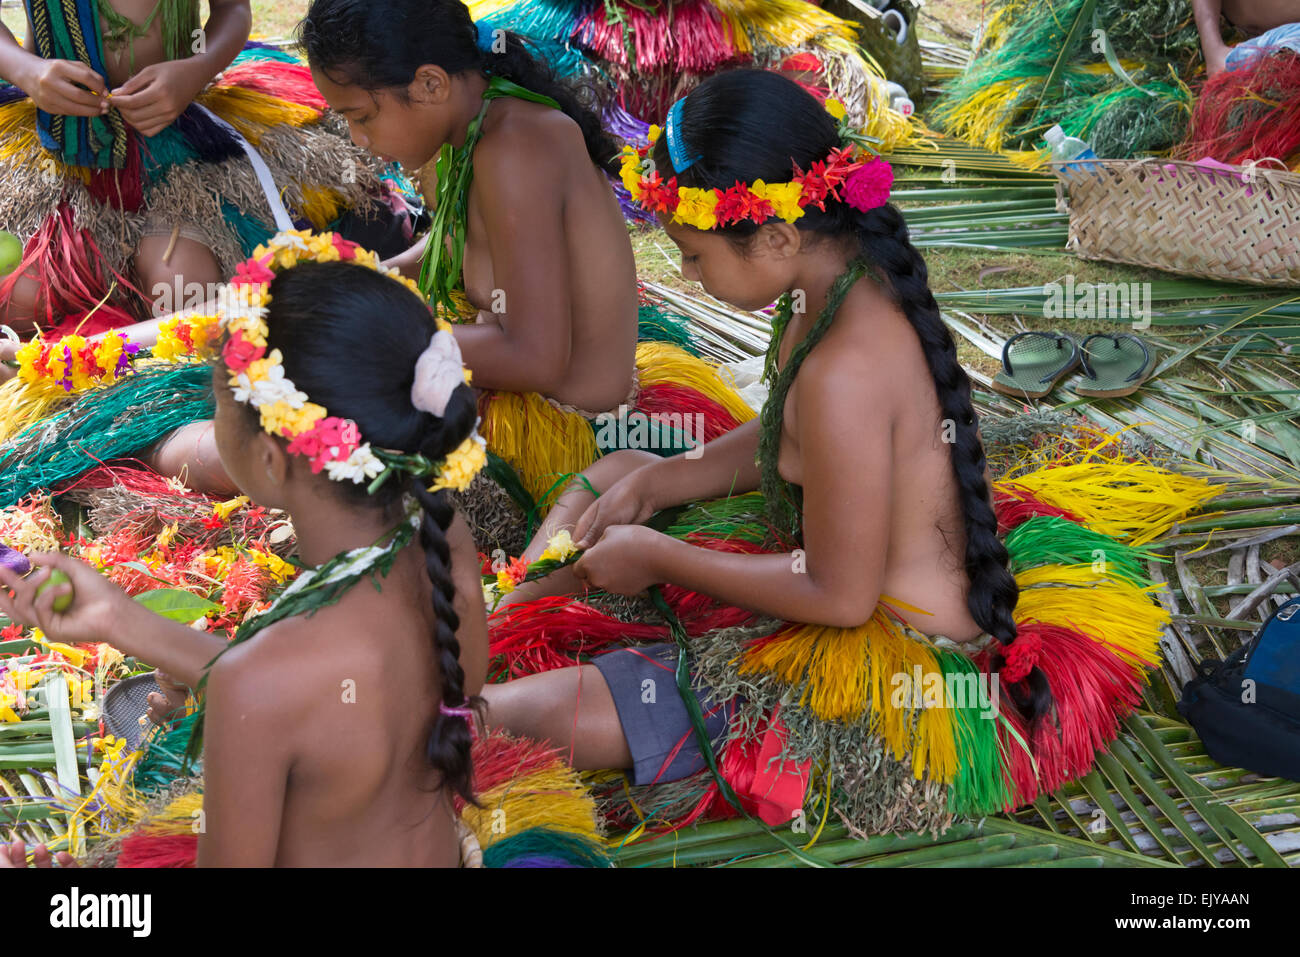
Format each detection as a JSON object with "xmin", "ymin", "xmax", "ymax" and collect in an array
[
  {"xmin": 35, "ymin": 569, "xmax": 74, "ymax": 613},
  {"xmin": 0, "ymin": 232, "xmax": 22, "ymax": 278}
]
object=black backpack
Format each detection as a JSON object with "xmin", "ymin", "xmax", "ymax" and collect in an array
[{"xmin": 1177, "ymin": 596, "xmax": 1300, "ymax": 781}]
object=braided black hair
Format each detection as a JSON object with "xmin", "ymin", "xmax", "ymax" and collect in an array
[
  {"xmin": 656, "ymin": 70, "xmax": 1051, "ymax": 724},
  {"xmin": 300, "ymin": 0, "xmax": 621, "ymax": 173},
  {"xmin": 259, "ymin": 260, "xmax": 482, "ymax": 802}
]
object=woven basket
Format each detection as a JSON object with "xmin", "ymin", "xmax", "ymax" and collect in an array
[{"xmin": 1052, "ymin": 158, "xmax": 1300, "ymax": 287}]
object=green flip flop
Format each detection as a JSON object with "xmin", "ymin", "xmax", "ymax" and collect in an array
[
  {"xmin": 1074, "ymin": 333, "xmax": 1154, "ymax": 398},
  {"xmin": 990, "ymin": 331, "xmax": 1080, "ymax": 399}
]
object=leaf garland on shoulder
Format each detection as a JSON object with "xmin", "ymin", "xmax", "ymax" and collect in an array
[{"xmin": 417, "ymin": 76, "xmax": 561, "ymax": 317}]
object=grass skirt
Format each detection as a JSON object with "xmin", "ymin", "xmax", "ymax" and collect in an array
[{"xmin": 486, "ymin": 439, "xmax": 1225, "ymax": 837}]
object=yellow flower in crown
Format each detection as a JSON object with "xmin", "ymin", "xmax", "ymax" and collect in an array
[
  {"xmin": 620, "ymin": 146, "xmax": 645, "ymax": 196},
  {"xmin": 673, "ymin": 187, "xmax": 720, "ymax": 231},
  {"xmin": 752, "ymin": 180, "xmax": 806, "ymax": 224},
  {"xmin": 825, "ymin": 98, "xmax": 847, "ymax": 120},
  {"xmin": 429, "ymin": 435, "xmax": 488, "ymax": 493},
  {"xmin": 260, "ymin": 400, "xmax": 327, "ymax": 438}
]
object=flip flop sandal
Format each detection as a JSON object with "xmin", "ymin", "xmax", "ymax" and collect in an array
[
  {"xmin": 990, "ymin": 331, "xmax": 1080, "ymax": 399},
  {"xmin": 1074, "ymin": 333, "xmax": 1154, "ymax": 398}
]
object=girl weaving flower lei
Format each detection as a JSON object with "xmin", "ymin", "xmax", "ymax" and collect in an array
[
  {"xmin": 0, "ymin": 238, "xmax": 495, "ymax": 866},
  {"xmin": 474, "ymin": 70, "xmax": 1160, "ymax": 833}
]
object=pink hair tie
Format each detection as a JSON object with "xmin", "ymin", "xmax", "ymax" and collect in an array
[{"xmin": 440, "ymin": 701, "xmax": 478, "ymax": 740}]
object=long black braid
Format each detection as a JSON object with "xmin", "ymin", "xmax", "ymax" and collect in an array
[
  {"xmin": 260, "ymin": 261, "xmax": 483, "ymax": 800},
  {"xmin": 656, "ymin": 69, "xmax": 1051, "ymax": 724}
]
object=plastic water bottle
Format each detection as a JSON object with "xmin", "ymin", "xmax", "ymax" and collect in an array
[
  {"xmin": 884, "ymin": 81, "xmax": 914, "ymax": 118},
  {"xmin": 1044, "ymin": 125, "xmax": 1098, "ymax": 173}
]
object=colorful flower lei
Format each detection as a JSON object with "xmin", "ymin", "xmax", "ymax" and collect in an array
[
  {"xmin": 619, "ymin": 98, "xmax": 894, "ymax": 231},
  {"xmin": 203, "ymin": 230, "xmax": 487, "ymax": 492},
  {"xmin": 14, "ymin": 333, "xmax": 139, "ymax": 396}
]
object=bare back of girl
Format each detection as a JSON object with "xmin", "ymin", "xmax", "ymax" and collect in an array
[{"xmin": 204, "ymin": 544, "xmax": 469, "ymax": 866}]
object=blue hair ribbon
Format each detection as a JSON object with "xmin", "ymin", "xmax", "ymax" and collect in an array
[
  {"xmin": 665, "ymin": 97, "xmax": 702, "ymax": 174},
  {"xmin": 476, "ymin": 19, "xmax": 500, "ymax": 55}
]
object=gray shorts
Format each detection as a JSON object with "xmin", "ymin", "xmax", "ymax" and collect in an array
[{"xmin": 592, "ymin": 642, "xmax": 736, "ymax": 786}]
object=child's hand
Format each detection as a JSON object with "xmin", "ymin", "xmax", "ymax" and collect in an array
[
  {"xmin": 0, "ymin": 550, "xmax": 126, "ymax": 646},
  {"xmin": 572, "ymin": 473, "xmax": 656, "ymax": 549},
  {"xmin": 573, "ymin": 525, "xmax": 668, "ymax": 595},
  {"xmin": 110, "ymin": 60, "xmax": 208, "ymax": 136},
  {"xmin": 24, "ymin": 59, "xmax": 108, "ymax": 117},
  {"xmin": 0, "ymin": 841, "xmax": 77, "ymax": 868}
]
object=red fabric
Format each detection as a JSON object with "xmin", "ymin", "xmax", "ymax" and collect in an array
[
  {"xmin": 0, "ymin": 204, "xmax": 145, "ymax": 333},
  {"xmin": 488, "ymin": 596, "xmax": 667, "ymax": 678},
  {"xmin": 85, "ymin": 132, "xmax": 144, "ymax": 211},
  {"xmin": 716, "ymin": 707, "xmax": 811, "ymax": 826}
]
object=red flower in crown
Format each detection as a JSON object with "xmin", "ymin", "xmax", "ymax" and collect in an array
[
  {"xmin": 794, "ymin": 149, "xmax": 863, "ymax": 211},
  {"xmin": 640, "ymin": 172, "xmax": 680, "ymax": 214},
  {"xmin": 221, "ymin": 331, "xmax": 264, "ymax": 373},
  {"xmin": 715, "ymin": 182, "xmax": 774, "ymax": 226},
  {"xmin": 230, "ymin": 254, "xmax": 276, "ymax": 288}
]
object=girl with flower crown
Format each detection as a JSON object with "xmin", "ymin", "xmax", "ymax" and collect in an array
[
  {"xmin": 0, "ymin": 240, "xmax": 494, "ymax": 865},
  {"xmin": 296, "ymin": 0, "xmax": 752, "ymax": 530},
  {"xmin": 476, "ymin": 70, "xmax": 1188, "ymax": 835}
]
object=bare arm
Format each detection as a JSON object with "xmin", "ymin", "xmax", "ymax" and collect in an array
[
  {"xmin": 446, "ymin": 123, "xmax": 574, "ymax": 394},
  {"xmin": 383, "ymin": 238, "xmax": 430, "ymax": 279},
  {"xmin": 577, "ymin": 353, "xmax": 893, "ymax": 627},
  {"xmin": 196, "ymin": 645, "xmax": 288, "ymax": 866},
  {"xmin": 1192, "ymin": 0, "xmax": 1230, "ymax": 75},
  {"xmin": 0, "ymin": 551, "xmax": 226, "ymax": 688},
  {"xmin": 111, "ymin": 0, "xmax": 252, "ymax": 136},
  {"xmin": 571, "ymin": 419, "xmax": 761, "ymax": 549},
  {"xmin": 0, "ymin": 18, "xmax": 108, "ymax": 114}
]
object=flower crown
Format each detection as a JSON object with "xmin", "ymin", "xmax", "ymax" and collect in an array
[
  {"xmin": 165, "ymin": 230, "xmax": 488, "ymax": 493},
  {"xmin": 619, "ymin": 96, "xmax": 895, "ymax": 232}
]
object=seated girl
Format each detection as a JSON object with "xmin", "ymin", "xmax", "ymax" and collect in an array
[
  {"xmin": 0, "ymin": 244, "xmax": 491, "ymax": 865},
  {"xmin": 298, "ymin": 0, "xmax": 753, "ymax": 520},
  {"xmin": 477, "ymin": 71, "xmax": 1178, "ymax": 834},
  {"xmin": 0, "ymin": 1, "xmax": 407, "ymax": 494}
]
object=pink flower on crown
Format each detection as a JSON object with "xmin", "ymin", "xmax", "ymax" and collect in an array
[
  {"xmin": 842, "ymin": 157, "xmax": 894, "ymax": 213},
  {"xmin": 332, "ymin": 235, "xmax": 360, "ymax": 261},
  {"xmin": 286, "ymin": 428, "xmax": 325, "ymax": 463},
  {"xmin": 230, "ymin": 255, "xmax": 277, "ymax": 288},
  {"xmin": 222, "ymin": 331, "xmax": 265, "ymax": 373}
]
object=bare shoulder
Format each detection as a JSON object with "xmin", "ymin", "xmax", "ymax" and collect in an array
[
  {"xmin": 799, "ymin": 279, "xmax": 910, "ymax": 408},
  {"xmin": 204, "ymin": 616, "xmax": 321, "ymax": 719},
  {"xmin": 475, "ymin": 96, "xmax": 586, "ymax": 183}
]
